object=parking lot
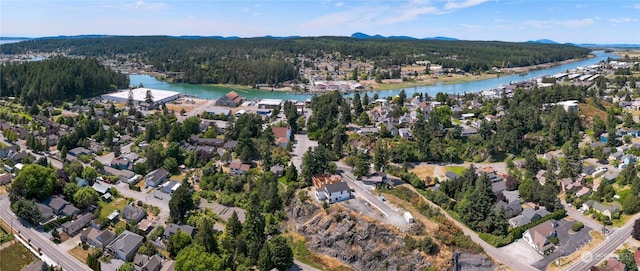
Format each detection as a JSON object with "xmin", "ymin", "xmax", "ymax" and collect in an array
[{"xmin": 531, "ymin": 218, "xmax": 593, "ymax": 270}]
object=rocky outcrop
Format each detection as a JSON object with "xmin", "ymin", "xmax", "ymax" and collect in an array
[
  {"xmin": 290, "ymin": 198, "xmax": 431, "ymax": 271},
  {"xmin": 453, "ymin": 252, "xmax": 496, "ymax": 271}
]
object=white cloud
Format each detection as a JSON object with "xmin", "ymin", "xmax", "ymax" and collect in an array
[
  {"xmin": 634, "ymin": 3, "xmax": 640, "ymax": 9},
  {"xmin": 521, "ymin": 18, "xmax": 593, "ymax": 29},
  {"xmin": 444, "ymin": 0, "xmax": 489, "ymax": 10},
  {"xmin": 609, "ymin": 17, "xmax": 637, "ymax": 23},
  {"xmin": 335, "ymin": 2, "xmax": 344, "ymax": 7}
]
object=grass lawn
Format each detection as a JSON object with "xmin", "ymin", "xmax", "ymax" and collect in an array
[
  {"xmin": 99, "ymin": 198, "xmax": 128, "ymax": 220},
  {"xmin": 0, "ymin": 242, "xmax": 38, "ymax": 271},
  {"xmin": 612, "ymin": 213, "xmax": 632, "ymax": 228},
  {"xmin": 68, "ymin": 245, "xmax": 95, "ymax": 264},
  {"xmin": 409, "ymin": 165, "xmax": 435, "ymax": 180},
  {"xmin": 445, "ymin": 165, "xmax": 466, "ymax": 176}
]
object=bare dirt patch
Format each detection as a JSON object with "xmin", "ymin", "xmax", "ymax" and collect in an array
[
  {"xmin": 409, "ymin": 165, "xmax": 434, "ymax": 180},
  {"xmin": 166, "ymin": 98, "xmax": 208, "ymax": 115}
]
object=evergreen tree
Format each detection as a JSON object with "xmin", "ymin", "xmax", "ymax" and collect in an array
[
  {"xmin": 257, "ymin": 241, "xmax": 274, "ymax": 271},
  {"xmin": 242, "ymin": 192, "xmax": 266, "ymax": 263}
]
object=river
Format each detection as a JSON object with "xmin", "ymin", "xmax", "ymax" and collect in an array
[{"xmin": 129, "ymin": 51, "xmax": 616, "ymax": 101}]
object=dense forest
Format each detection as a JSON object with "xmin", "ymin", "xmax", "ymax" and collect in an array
[
  {"xmin": 0, "ymin": 57, "xmax": 129, "ymax": 104},
  {"xmin": 1, "ymin": 36, "xmax": 590, "ymax": 85}
]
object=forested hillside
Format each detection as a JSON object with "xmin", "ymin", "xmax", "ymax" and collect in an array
[
  {"xmin": 1, "ymin": 36, "xmax": 590, "ymax": 85},
  {"xmin": 0, "ymin": 56, "xmax": 129, "ymax": 104}
]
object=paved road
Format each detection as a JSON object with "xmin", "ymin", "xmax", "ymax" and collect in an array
[
  {"xmin": 289, "ymin": 260, "xmax": 323, "ymax": 271},
  {"xmin": 565, "ymin": 213, "xmax": 640, "ymax": 271},
  {"xmin": 291, "ymin": 134, "xmax": 317, "ymax": 171},
  {"xmin": 560, "ymin": 199, "xmax": 605, "ymax": 231},
  {"xmin": 336, "ymin": 163, "xmax": 400, "ymax": 217},
  {"xmin": 402, "ymin": 185, "xmax": 539, "ymax": 271},
  {"xmin": 0, "ymin": 196, "xmax": 91, "ymax": 271}
]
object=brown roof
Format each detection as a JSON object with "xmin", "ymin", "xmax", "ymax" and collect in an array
[
  {"xmin": 272, "ymin": 127, "xmax": 289, "ymax": 140},
  {"xmin": 312, "ymin": 175, "xmax": 342, "ymax": 188},
  {"xmin": 600, "ymin": 257, "xmax": 626, "ymax": 271},
  {"xmin": 226, "ymin": 91, "xmax": 239, "ymax": 100},
  {"xmin": 528, "ymin": 221, "xmax": 556, "ymax": 252},
  {"xmin": 635, "ymin": 249, "xmax": 640, "ymax": 266},
  {"xmin": 229, "ymin": 161, "xmax": 242, "ymax": 170}
]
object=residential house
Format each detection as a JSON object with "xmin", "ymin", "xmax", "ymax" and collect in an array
[
  {"xmin": 145, "ymin": 168, "xmax": 169, "ymax": 187},
  {"xmin": 601, "ymin": 170, "xmax": 620, "ymax": 184},
  {"xmin": 36, "ymin": 203, "xmax": 55, "ymax": 223},
  {"xmin": 106, "ymin": 230, "xmax": 144, "ymax": 261},
  {"xmin": 133, "ymin": 254, "xmax": 162, "ymax": 271},
  {"xmin": 61, "ymin": 213, "xmax": 94, "ymax": 236},
  {"xmin": 122, "ymin": 205, "xmax": 147, "ymax": 224},
  {"xmin": 619, "ymin": 154, "xmax": 636, "ymax": 168},
  {"xmin": 461, "ymin": 127, "xmax": 478, "ymax": 137},
  {"xmin": 190, "ymin": 135, "xmax": 225, "ymax": 147},
  {"xmin": 111, "ymin": 158, "xmax": 130, "ymax": 170},
  {"xmin": 609, "ymin": 151, "xmax": 624, "ymax": 161},
  {"xmin": 61, "ymin": 204, "xmax": 80, "ymax": 217},
  {"xmin": 164, "ymin": 223, "xmax": 196, "ymax": 239},
  {"xmin": 76, "ymin": 177, "xmax": 89, "ymax": 188},
  {"xmin": 92, "ymin": 182, "xmax": 110, "ymax": 195},
  {"xmin": 494, "ymin": 199, "xmax": 523, "ymax": 219},
  {"xmin": 80, "ymin": 228, "xmax": 116, "ymax": 248},
  {"xmin": 445, "ymin": 172, "xmax": 461, "ymax": 180},
  {"xmin": 590, "ymin": 141, "xmax": 606, "ymax": 149},
  {"xmin": 69, "ymin": 147, "xmax": 93, "ymax": 157},
  {"xmin": 137, "ymin": 219, "xmax": 153, "ymax": 234},
  {"xmin": 361, "ymin": 174, "xmax": 385, "ymax": 186},
  {"xmin": 582, "ymin": 200, "xmax": 619, "ymax": 219},
  {"xmin": 596, "ymin": 257, "xmax": 626, "ymax": 271},
  {"xmin": 272, "ymin": 127, "xmax": 291, "ymax": 147},
  {"xmin": 491, "ymin": 181, "xmax": 507, "ymax": 194},
  {"xmin": 46, "ymin": 196, "xmax": 70, "ymax": 215},
  {"xmin": 399, "ymin": 128, "xmax": 413, "ymax": 140},
  {"xmin": 270, "ymin": 164, "xmax": 285, "ymax": 178},
  {"xmin": 315, "ymin": 182, "xmax": 351, "ymax": 203},
  {"xmin": 0, "ymin": 173, "xmax": 11, "ymax": 185},
  {"xmin": 215, "ymin": 91, "xmax": 243, "ymax": 107},
  {"xmin": 508, "ymin": 207, "xmax": 551, "ymax": 228},
  {"xmin": 575, "ymin": 187, "xmax": 592, "ymax": 197},
  {"xmin": 523, "ymin": 220, "xmax": 557, "ymax": 255},
  {"xmin": 102, "ymin": 166, "xmax": 136, "ymax": 184},
  {"xmin": 161, "ymin": 181, "xmax": 182, "ymax": 194},
  {"xmin": 229, "ymin": 162, "xmax": 251, "ymax": 175},
  {"xmin": 358, "ymin": 126, "xmax": 379, "ymax": 136}
]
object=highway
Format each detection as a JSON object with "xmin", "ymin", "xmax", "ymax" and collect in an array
[
  {"xmin": 565, "ymin": 213, "xmax": 640, "ymax": 271},
  {"xmin": 0, "ymin": 195, "xmax": 91, "ymax": 271}
]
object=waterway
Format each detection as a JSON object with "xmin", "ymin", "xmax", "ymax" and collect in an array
[{"xmin": 129, "ymin": 51, "xmax": 617, "ymax": 101}]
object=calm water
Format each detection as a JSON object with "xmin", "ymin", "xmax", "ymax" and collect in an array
[{"xmin": 130, "ymin": 51, "xmax": 617, "ymax": 101}]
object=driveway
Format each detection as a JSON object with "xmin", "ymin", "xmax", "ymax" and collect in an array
[
  {"xmin": 531, "ymin": 218, "xmax": 592, "ymax": 270},
  {"xmin": 497, "ymin": 238, "xmax": 544, "ymax": 266},
  {"xmin": 291, "ymin": 134, "xmax": 317, "ymax": 171}
]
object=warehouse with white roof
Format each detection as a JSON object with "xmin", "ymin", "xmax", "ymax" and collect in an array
[{"xmin": 101, "ymin": 88, "xmax": 182, "ymax": 106}]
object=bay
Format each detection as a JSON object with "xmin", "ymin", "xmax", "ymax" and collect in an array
[{"xmin": 129, "ymin": 51, "xmax": 617, "ymax": 101}]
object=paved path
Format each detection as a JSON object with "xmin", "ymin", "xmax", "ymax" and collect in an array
[
  {"xmin": 291, "ymin": 134, "xmax": 317, "ymax": 171},
  {"xmin": 0, "ymin": 195, "xmax": 91, "ymax": 271},
  {"xmin": 565, "ymin": 213, "xmax": 640, "ymax": 271},
  {"xmin": 560, "ymin": 199, "xmax": 605, "ymax": 231},
  {"xmin": 104, "ymin": 182, "xmax": 170, "ymax": 225}
]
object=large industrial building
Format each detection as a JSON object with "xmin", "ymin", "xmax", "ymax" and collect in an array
[{"xmin": 101, "ymin": 88, "xmax": 182, "ymax": 106}]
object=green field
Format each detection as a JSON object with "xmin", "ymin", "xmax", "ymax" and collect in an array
[
  {"xmin": 98, "ymin": 198, "xmax": 129, "ymax": 220},
  {"xmin": 446, "ymin": 166, "xmax": 467, "ymax": 175},
  {"xmin": 0, "ymin": 242, "xmax": 37, "ymax": 271}
]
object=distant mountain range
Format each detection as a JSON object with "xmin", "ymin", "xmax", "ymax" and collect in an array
[
  {"xmin": 350, "ymin": 32, "xmax": 458, "ymax": 41},
  {"xmin": 1, "ymin": 34, "xmax": 638, "ymax": 48}
]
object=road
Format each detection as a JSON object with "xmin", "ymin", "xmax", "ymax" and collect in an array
[
  {"xmin": 0, "ymin": 196, "xmax": 91, "ymax": 271},
  {"xmin": 565, "ymin": 213, "xmax": 640, "ymax": 271},
  {"xmin": 291, "ymin": 134, "xmax": 317, "ymax": 171},
  {"xmin": 402, "ymin": 185, "xmax": 539, "ymax": 271},
  {"xmin": 289, "ymin": 260, "xmax": 323, "ymax": 271},
  {"xmin": 560, "ymin": 199, "xmax": 605, "ymax": 232}
]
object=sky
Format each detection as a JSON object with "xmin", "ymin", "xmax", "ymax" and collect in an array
[{"xmin": 1, "ymin": 0, "xmax": 639, "ymax": 44}]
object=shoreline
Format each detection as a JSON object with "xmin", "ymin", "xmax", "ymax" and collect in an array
[{"xmin": 134, "ymin": 55, "xmax": 595, "ymax": 96}]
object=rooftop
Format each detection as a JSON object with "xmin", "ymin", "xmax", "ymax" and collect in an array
[{"xmin": 103, "ymin": 88, "xmax": 181, "ymax": 103}]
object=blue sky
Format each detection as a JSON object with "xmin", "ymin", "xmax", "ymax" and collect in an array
[{"xmin": 1, "ymin": 0, "xmax": 639, "ymax": 43}]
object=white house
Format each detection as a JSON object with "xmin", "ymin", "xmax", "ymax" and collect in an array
[
  {"xmin": 315, "ymin": 182, "xmax": 351, "ymax": 203},
  {"xmin": 522, "ymin": 220, "xmax": 556, "ymax": 255}
]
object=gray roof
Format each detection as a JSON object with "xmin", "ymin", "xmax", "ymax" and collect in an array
[
  {"xmin": 62, "ymin": 213, "xmax": 93, "ymax": 234},
  {"xmin": 445, "ymin": 171, "xmax": 461, "ymax": 180},
  {"xmin": 491, "ymin": 181, "xmax": 507, "ymax": 193},
  {"xmin": 323, "ymin": 182, "xmax": 350, "ymax": 194},
  {"xmin": 122, "ymin": 205, "xmax": 146, "ymax": 223},
  {"xmin": 164, "ymin": 223, "xmax": 196, "ymax": 238},
  {"xmin": 48, "ymin": 196, "xmax": 69, "ymax": 212},
  {"xmin": 146, "ymin": 168, "xmax": 169, "ymax": 184},
  {"xmin": 61, "ymin": 204, "xmax": 80, "ymax": 216},
  {"xmin": 107, "ymin": 230, "xmax": 144, "ymax": 259}
]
